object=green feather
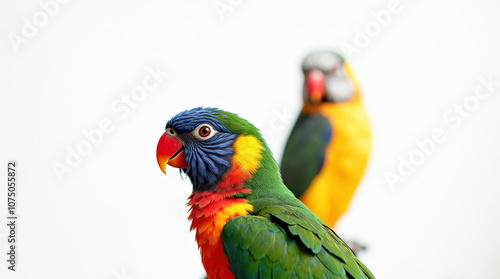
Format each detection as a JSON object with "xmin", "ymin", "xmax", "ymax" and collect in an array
[
  {"xmin": 257, "ymin": 256, "xmax": 272, "ymax": 278},
  {"xmin": 272, "ymin": 262, "xmax": 294, "ymax": 278},
  {"xmin": 267, "ymin": 231, "xmax": 285, "ymax": 263},
  {"xmin": 294, "ymin": 255, "xmax": 310, "ymax": 278},
  {"xmin": 289, "ymin": 224, "xmax": 323, "ymax": 254},
  {"xmin": 316, "ymin": 248, "xmax": 346, "ymax": 277},
  {"xmin": 250, "ymin": 231, "xmax": 268, "ymax": 259}
]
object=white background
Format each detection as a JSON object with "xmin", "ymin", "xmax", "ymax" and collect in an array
[{"xmin": 1, "ymin": 0, "xmax": 500, "ymax": 278}]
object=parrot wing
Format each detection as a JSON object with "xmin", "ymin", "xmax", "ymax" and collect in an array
[
  {"xmin": 281, "ymin": 112, "xmax": 332, "ymax": 198},
  {"xmin": 221, "ymin": 203, "xmax": 374, "ymax": 279}
]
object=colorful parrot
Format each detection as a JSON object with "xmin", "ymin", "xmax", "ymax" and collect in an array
[
  {"xmin": 156, "ymin": 107, "xmax": 374, "ymax": 279},
  {"xmin": 280, "ymin": 51, "xmax": 371, "ymax": 228}
]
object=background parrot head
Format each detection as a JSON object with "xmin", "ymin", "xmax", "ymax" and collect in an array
[
  {"xmin": 156, "ymin": 107, "xmax": 270, "ymax": 192},
  {"xmin": 302, "ymin": 51, "xmax": 357, "ymax": 105}
]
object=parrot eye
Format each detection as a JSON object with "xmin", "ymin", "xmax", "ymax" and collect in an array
[
  {"xmin": 193, "ymin": 124, "xmax": 217, "ymax": 140},
  {"xmin": 199, "ymin": 126, "xmax": 210, "ymax": 137},
  {"xmin": 166, "ymin": 127, "xmax": 177, "ymax": 136}
]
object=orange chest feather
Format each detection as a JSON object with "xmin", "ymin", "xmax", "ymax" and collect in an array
[{"xmin": 188, "ymin": 189, "xmax": 253, "ymax": 279}]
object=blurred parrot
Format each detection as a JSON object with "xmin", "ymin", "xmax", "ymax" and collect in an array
[
  {"xmin": 156, "ymin": 107, "xmax": 374, "ymax": 279},
  {"xmin": 281, "ymin": 51, "xmax": 371, "ymax": 228}
]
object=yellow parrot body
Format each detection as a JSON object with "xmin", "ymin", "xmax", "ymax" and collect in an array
[{"xmin": 281, "ymin": 58, "xmax": 371, "ymax": 228}]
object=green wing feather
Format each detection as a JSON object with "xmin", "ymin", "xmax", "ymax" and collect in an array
[
  {"xmin": 280, "ymin": 112, "xmax": 333, "ymax": 198},
  {"xmin": 221, "ymin": 202, "xmax": 374, "ymax": 279}
]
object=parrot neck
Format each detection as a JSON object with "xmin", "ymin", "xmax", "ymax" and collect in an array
[{"xmin": 186, "ymin": 134, "xmax": 264, "ymax": 278}]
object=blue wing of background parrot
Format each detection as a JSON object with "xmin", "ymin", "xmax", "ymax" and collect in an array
[{"xmin": 280, "ymin": 112, "xmax": 332, "ymax": 198}]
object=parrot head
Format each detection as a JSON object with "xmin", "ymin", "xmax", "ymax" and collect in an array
[
  {"xmin": 156, "ymin": 107, "xmax": 272, "ymax": 193},
  {"xmin": 302, "ymin": 51, "xmax": 357, "ymax": 105}
]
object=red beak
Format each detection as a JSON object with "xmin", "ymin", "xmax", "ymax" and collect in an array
[
  {"xmin": 306, "ymin": 70, "xmax": 326, "ymax": 105},
  {"xmin": 156, "ymin": 133, "xmax": 188, "ymax": 174}
]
